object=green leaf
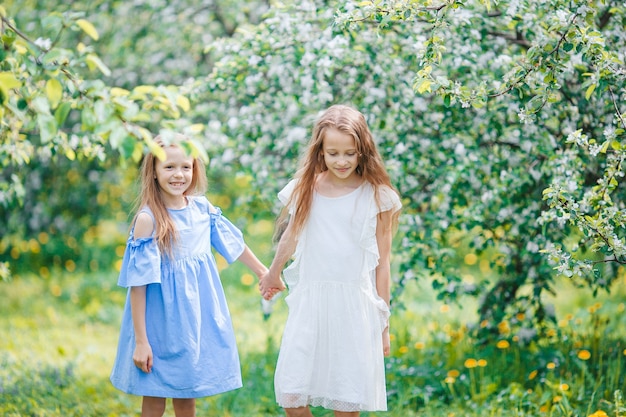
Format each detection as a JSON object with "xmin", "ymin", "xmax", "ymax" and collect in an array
[
  {"xmin": 600, "ymin": 141, "xmax": 610, "ymax": 153},
  {"xmin": 76, "ymin": 19, "xmax": 100, "ymax": 41},
  {"xmin": 0, "ymin": 72, "xmax": 22, "ymax": 97},
  {"xmin": 54, "ymin": 102, "xmax": 72, "ymax": 125},
  {"xmin": 46, "ymin": 78, "xmax": 63, "ymax": 109},
  {"xmin": 585, "ymin": 83, "xmax": 596, "ymax": 100},
  {"xmin": 183, "ymin": 139, "xmax": 209, "ymax": 163},
  {"xmin": 416, "ymin": 79, "xmax": 432, "ymax": 94},
  {"xmin": 85, "ymin": 54, "xmax": 111, "ymax": 76},
  {"xmin": 176, "ymin": 95, "xmax": 191, "ymax": 112}
]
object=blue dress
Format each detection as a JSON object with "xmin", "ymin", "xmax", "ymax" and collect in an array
[{"xmin": 110, "ymin": 196, "xmax": 245, "ymax": 398}]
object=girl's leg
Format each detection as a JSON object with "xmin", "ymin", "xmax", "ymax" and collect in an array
[
  {"xmin": 141, "ymin": 396, "xmax": 166, "ymax": 417},
  {"xmin": 334, "ymin": 412, "xmax": 359, "ymax": 417},
  {"xmin": 172, "ymin": 398, "xmax": 196, "ymax": 417},
  {"xmin": 284, "ymin": 407, "xmax": 314, "ymax": 417}
]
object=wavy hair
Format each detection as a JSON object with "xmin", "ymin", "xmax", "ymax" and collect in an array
[{"xmin": 131, "ymin": 135, "xmax": 207, "ymax": 257}]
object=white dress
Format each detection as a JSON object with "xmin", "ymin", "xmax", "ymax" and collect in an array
[{"xmin": 274, "ymin": 180, "xmax": 402, "ymax": 412}]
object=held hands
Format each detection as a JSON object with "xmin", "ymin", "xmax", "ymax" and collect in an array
[
  {"xmin": 133, "ymin": 341, "xmax": 153, "ymax": 373},
  {"xmin": 258, "ymin": 270, "xmax": 286, "ymax": 300}
]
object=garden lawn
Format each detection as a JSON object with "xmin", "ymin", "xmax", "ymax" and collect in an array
[{"xmin": 1, "ymin": 266, "xmax": 625, "ymax": 416}]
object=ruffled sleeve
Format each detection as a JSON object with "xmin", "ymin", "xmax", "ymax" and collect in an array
[
  {"xmin": 117, "ymin": 235, "xmax": 162, "ymax": 288},
  {"xmin": 278, "ymin": 179, "xmax": 297, "ymax": 214},
  {"xmin": 210, "ymin": 207, "xmax": 245, "ymax": 264},
  {"xmin": 377, "ymin": 185, "xmax": 402, "ymax": 214}
]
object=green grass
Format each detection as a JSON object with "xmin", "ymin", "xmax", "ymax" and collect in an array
[{"xmin": 1, "ymin": 259, "xmax": 625, "ymax": 416}]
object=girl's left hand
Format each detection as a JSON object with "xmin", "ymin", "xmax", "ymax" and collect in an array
[{"xmin": 382, "ymin": 327, "xmax": 391, "ymax": 357}]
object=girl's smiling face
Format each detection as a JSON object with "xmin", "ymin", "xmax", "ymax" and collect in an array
[
  {"xmin": 322, "ymin": 128, "xmax": 359, "ymax": 182},
  {"xmin": 155, "ymin": 145, "xmax": 194, "ymax": 207}
]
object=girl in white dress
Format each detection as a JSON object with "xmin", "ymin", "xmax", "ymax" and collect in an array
[{"xmin": 260, "ymin": 105, "xmax": 402, "ymax": 417}]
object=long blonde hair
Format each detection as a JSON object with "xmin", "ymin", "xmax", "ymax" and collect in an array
[
  {"xmin": 277, "ymin": 105, "xmax": 400, "ymax": 240},
  {"xmin": 132, "ymin": 135, "xmax": 208, "ymax": 257}
]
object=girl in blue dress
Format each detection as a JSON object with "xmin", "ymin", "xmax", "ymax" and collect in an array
[{"xmin": 110, "ymin": 136, "xmax": 269, "ymax": 417}]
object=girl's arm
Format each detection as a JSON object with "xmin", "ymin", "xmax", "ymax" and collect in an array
[
  {"xmin": 259, "ymin": 217, "xmax": 296, "ymax": 299},
  {"xmin": 237, "ymin": 245, "xmax": 270, "ymax": 280},
  {"xmin": 375, "ymin": 209, "xmax": 394, "ymax": 357},
  {"xmin": 130, "ymin": 212, "xmax": 154, "ymax": 373},
  {"xmin": 130, "ymin": 285, "xmax": 153, "ymax": 373}
]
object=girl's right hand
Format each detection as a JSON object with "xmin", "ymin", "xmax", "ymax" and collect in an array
[{"xmin": 133, "ymin": 341, "xmax": 153, "ymax": 373}]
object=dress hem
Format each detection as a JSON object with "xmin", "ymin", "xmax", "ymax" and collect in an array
[{"xmin": 110, "ymin": 378, "xmax": 242, "ymax": 399}]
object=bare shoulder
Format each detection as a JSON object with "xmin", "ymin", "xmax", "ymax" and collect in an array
[{"xmin": 133, "ymin": 212, "xmax": 154, "ymax": 239}]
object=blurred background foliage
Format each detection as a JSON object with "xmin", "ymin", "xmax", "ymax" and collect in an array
[
  {"xmin": 0, "ymin": 0, "xmax": 271, "ymax": 279},
  {"xmin": 1, "ymin": 0, "xmax": 625, "ymax": 415},
  {"xmin": 1, "ymin": 0, "xmax": 625, "ymax": 347}
]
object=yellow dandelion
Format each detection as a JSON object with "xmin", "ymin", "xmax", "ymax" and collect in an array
[
  {"xmin": 464, "ymin": 253, "xmax": 478, "ymax": 265},
  {"xmin": 553, "ymin": 395, "xmax": 562, "ymax": 403},
  {"xmin": 40, "ymin": 266, "xmax": 50, "ymax": 279},
  {"xmin": 558, "ymin": 319, "xmax": 569, "ymax": 328},
  {"xmin": 496, "ymin": 340, "xmax": 510, "ymax": 349},
  {"xmin": 540, "ymin": 405, "xmax": 549, "ymax": 412},
  {"xmin": 560, "ymin": 383, "xmax": 569, "ymax": 391},
  {"xmin": 440, "ymin": 304, "xmax": 450, "ymax": 313},
  {"xmin": 588, "ymin": 411, "xmax": 609, "ymax": 417},
  {"xmin": 50, "ymin": 284, "xmax": 62, "ymax": 297},
  {"xmin": 577, "ymin": 350, "xmax": 591, "ymax": 360},
  {"xmin": 565, "ymin": 313, "xmax": 574, "ymax": 320},
  {"xmin": 516, "ymin": 313, "xmax": 525, "ymax": 321},
  {"xmin": 414, "ymin": 341, "xmax": 425, "ymax": 350},
  {"xmin": 512, "ymin": 335, "xmax": 519, "ymax": 343},
  {"xmin": 528, "ymin": 370, "xmax": 538, "ymax": 380},
  {"xmin": 623, "ymin": 349, "xmax": 626, "ymax": 356},
  {"xmin": 390, "ymin": 334, "xmax": 396, "ymax": 341},
  {"xmin": 547, "ymin": 362, "xmax": 556, "ymax": 370},
  {"xmin": 478, "ymin": 359, "xmax": 487, "ymax": 367},
  {"xmin": 546, "ymin": 329, "xmax": 557, "ymax": 337},
  {"xmin": 464, "ymin": 358, "xmax": 478, "ymax": 368},
  {"xmin": 479, "ymin": 259, "xmax": 491, "ymax": 273},
  {"xmin": 399, "ymin": 346, "xmax": 409, "ymax": 354},
  {"xmin": 447, "ymin": 369, "xmax": 460, "ymax": 378},
  {"xmin": 497, "ymin": 321, "xmax": 510, "ymax": 334},
  {"xmin": 38, "ymin": 231, "xmax": 50, "ymax": 244},
  {"xmin": 445, "ymin": 376, "xmax": 456, "ymax": 384},
  {"xmin": 480, "ymin": 320, "xmax": 489, "ymax": 328},
  {"xmin": 65, "ymin": 259, "xmax": 76, "ymax": 272}
]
